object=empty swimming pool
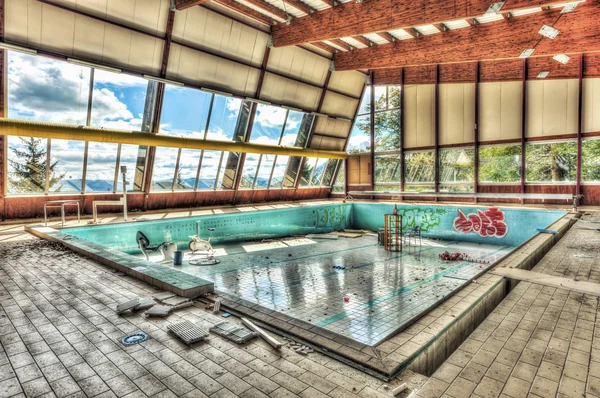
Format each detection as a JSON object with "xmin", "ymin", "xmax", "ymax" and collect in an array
[{"xmin": 61, "ymin": 203, "xmax": 566, "ymax": 346}]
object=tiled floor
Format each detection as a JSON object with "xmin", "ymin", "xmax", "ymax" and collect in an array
[
  {"xmin": 414, "ymin": 212, "xmax": 600, "ymax": 398},
  {"xmin": 0, "ymin": 234, "xmax": 427, "ymax": 398},
  {"xmin": 153, "ymin": 236, "xmax": 513, "ymax": 346}
]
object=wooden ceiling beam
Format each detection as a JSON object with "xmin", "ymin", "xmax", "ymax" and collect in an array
[
  {"xmin": 174, "ymin": 0, "xmax": 211, "ymax": 10},
  {"xmin": 281, "ymin": 0, "xmax": 313, "ymax": 15},
  {"xmin": 329, "ymin": 38, "xmax": 353, "ymax": 51},
  {"xmin": 351, "ymin": 35, "xmax": 373, "ymax": 47},
  {"xmin": 375, "ymin": 32, "xmax": 396, "ymax": 43},
  {"xmin": 310, "ymin": 41, "xmax": 336, "ymax": 53},
  {"xmin": 333, "ymin": 3, "xmax": 599, "ymax": 71},
  {"xmin": 212, "ymin": 0, "xmax": 275, "ymax": 25},
  {"xmin": 271, "ymin": 0, "xmax": 571, "ymax": 47},
  {"xmin": 240, "ymin": 0, "xmax": 288, "ymax": 21}
]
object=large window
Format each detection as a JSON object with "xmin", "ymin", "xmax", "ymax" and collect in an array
[
  {"xmin": 404, "ymin": 151, "xmax": 435, "ymax": 192},
  {"xmin": 86, "ymin": 142, "xmax": 118, "ymax": 192},
  {"xmin": 160, "ymin": 86, "xmax": 211, "ymax": 138},
  {"xmin": 375, "ymin": 154, "xmax": 400, "ymax": 191},
  {"xmin": 479, "ymin": 145, "xmax": 521, "ymax": 183},
  {"xmin": 332, "ymin": 162, "xmax": 345, "ymax": 193},
  {"xmin": 49, "ymin": 140, "xmax": 85, "ymax": 193},
  {"xmin": 439, "ymin": 148, "xmax": 474, "ymax": 184},
  {"xmin": 526, "ymin": 141, "xmax": 577, "ymax": 183},
  {"xmin": 582, "ymin": 139, "xmax": 600, "ymax": 182}
]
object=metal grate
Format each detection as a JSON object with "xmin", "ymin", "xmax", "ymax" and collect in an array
[
  {"xmin": 120, "ymin": 331, "xmax": 150, "ymax": 346},
  {"xmin": 168, "ymin": 321, "xmax": 209, "ymax": 344}
]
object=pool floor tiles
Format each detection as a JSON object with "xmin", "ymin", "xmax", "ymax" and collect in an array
[{"xmin": 157, "ymin": 236, "xmax": 514, "ymax": 347}]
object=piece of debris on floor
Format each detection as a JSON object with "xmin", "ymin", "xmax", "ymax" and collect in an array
[
  {"xmin": 242, "ymin": 318, "xmax": 282, "ymax": 349},
  {"xmin": 168, "ymin": 320, "xmax": 209, "ymax": 344}
]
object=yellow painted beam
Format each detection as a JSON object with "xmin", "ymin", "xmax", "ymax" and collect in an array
[{"xmin": 0, "ymin": 118, "xmax": 348, "ymax": 160}]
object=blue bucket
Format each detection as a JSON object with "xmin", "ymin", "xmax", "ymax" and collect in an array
[{"xmin": 173, "ymin": 251, "xmax": 183, "ymax": 265}]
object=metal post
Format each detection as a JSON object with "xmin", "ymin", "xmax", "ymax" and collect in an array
[
  {"xmin": 520, "ymin": 58, "xmax": 527, "ymax": 204},
  {"xmin": 576, "ymin": 53, "xmax": 584, "ymax": 207},
  {"xmin": 473, "ymin": 61, "xmax": 480, "ymax": 203},
  {"xmin": 369, "ymin": 70, "xmax": 375, "ymax": 192},
  {"xmin": 434, "ymin": 64, "xmax": 440, "ymax": 200},
  {"xmin": 399, "ymin": 67, "xmax": 405, "ymax": 199},
  {"xmin": 121, "ymin": 165, "xmax": 128, "ymax": 221}
]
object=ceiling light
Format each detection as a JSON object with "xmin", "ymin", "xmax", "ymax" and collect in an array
[
  {"xmin": 310, "ymin": 112, "xmax": 328, "ymax": 118},
  {"xmin": 486, "ymin": 1, "xmax": 506, "ymax": 14},
  {"xmin": 537, "ymin": 71, "xmax": 550, "ymax": 78},
  {"xmin": 201, "ymin": 87, "xmax": 233, "ymax": 97},
  {"xmin": 67, "ymin": 58, "xmax": 122, "ymax": 73},
  {"xmin": 519, "ymin": 49, "xmax": 535, "ymax": 58},
  {"xmin": 539, "ymin": 25, "xmax": 560, "ymax": 39},
  {"xmin": 143, "ymin": 75, "xmax": 184, "ymax": 86},
  {"xmin": 561, "ymin": 3, "xmax": 579, "ymax": 13},
  {"xmin": 0, "ymin": 42, "xmax": 37, "ymax": 55},
  {"xmin": 245, "ymin": 97, "xmax": 272, "ymax": 106},
  {"xmin": 553, "ymin": 54, "xmax": 571, "ymax": 64}
]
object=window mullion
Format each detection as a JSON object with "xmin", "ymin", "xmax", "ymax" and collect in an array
[
  {"xmin": 253, "ymin": 155, "xmax": 263, "ymax": 189},
  {"xmin": 172, "ymin": 148, "xmax": 182, "ymax": 192},
  {"xmin": 194, "ymin": 150, "xmax": 204, "ymax": 191},
  {"xmin": 113, "ymin": 144, "xmax": 122, "ymax": 194},
  {"xmin": 267, "ymin": 155, "xmax": 278, "ymax": 189},
  {"xmin": 45, "ymin": 140, "xmax": 51, "ymax": 195},
  {"xmin": 203, "ymin": 94, "xmax": 215, "ymax": 140},
  {"xmin": 214, "ymin": 152, "xmax": 224, "ymax": 191}
]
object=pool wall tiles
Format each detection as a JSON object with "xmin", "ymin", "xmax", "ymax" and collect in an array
[
  {"xmin": 64, "ymin": 204, "xmax": 354, "ymax": 253},
  {"xmin": 63, "ymin": 203, "xmax": 565, "ymax": 253},
  {"xmin": 351, "ymin": 204, "xmax": 566, "ymax": 247}
]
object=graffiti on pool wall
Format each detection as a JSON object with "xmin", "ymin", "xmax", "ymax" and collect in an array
[
  {"xmin": 399, "ymin": 208, "xmax": 447, "ymax": 232},
  {"xmin": 313, "ymin": 206, "xmax": 348, "ymax": 229},
  {"xmin": 453, "ymin": 208, "xmax": 508, "ymax": 238}
]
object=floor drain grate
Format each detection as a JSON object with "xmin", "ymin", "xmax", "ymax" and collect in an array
[{"xmin": 120, "ymin": 331, "xmax": 150, "ymax": 346}]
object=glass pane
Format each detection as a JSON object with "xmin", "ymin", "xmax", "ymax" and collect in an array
[
  {"xmin": 255, "ymin": 154, "xmax": 276, "ymax": 188},
  {"xmin": 250, "ymin": 104, "xmax": 286, "ymax": 144},
  {"xmin": 300, "ymin": 158, "xmax": 317, "ymax": 187},
  {"xmin": 358, "ymin": 86, "xmax": 370, "ymax": 115},
  {"xmin": 206, "ymin": 95, "xmax": 241, "ymax": 141},
  {"xmin": 374, "ymin": 110, "xmax": 400, "ymax": 152},
  {"xmin": 8, "ymin": 52, "xmax": 91, "ymax": 125},
  {"xmin": 117, "ymin": 144, "xmax": 143, "ymax": 192},
  {"xmin": 311, "ymin": 158, "xmax": 329, "ymax": 186},
  {"xmin": 347, "ymin": 115, "xmax": 371, "ymax": 153},
  {"xmin": 321, "ymin": 159, "xmax": 338, "ymax": 186},
  {"xmin": 86, "ymin": 142, "xmax": 118, "ymax": 192},
  {"xmin": 283, "ymin": 156, "xmax": 302, "ymax": 188},
  {"xmin": 405, "ymin": 185, "xmax": 435, "ymax": 193},
  {"xmin": 160, "ymin": 86, "xmax": 211, "ymax": 138},
  {"xmin": 198, "ymin": 150, "xmax": 222, "ymax": 189},
  {"xmin": 217, "ymin": 152, "xmax": 235, "ymax": 189},
  {"xmin": 479, "ymin": 145, "xmax": 521, "ymax": 183},
  {"xmin": 374, "ymin": 86, "xmax": 387, "ymax": 111},
  {"xmin": 270, "ymin": 156, "xmax": 290, "ymax": 189},
  {"xmin": 440, "ymin": 148, "xmax": 474, "ymax": 183},
  {"xmin": 175, "ymin": 149, "xmax": 201, "ymax": 190},
  {"xmin": 7, "ymin": 137, "xmax": 48, "ymax": 194},
  {"xmin": 91, "ymin": 69, "xmax": 149, "ymax": 130},
  {"xmin": 332, "ymin": 162, "xmax": 345, "ymax": 193},
  {"xmin": 280, "ymin": 111, "xmax": 304, "ymax": 147},
  {"xmin": 582, "ymin": 139, "xmax": 600, "ymax": 182},
  {"xmin": 375, "ymin": 185, "xmax": 399, "ymax": 192},
  {"xmin": 440, "ymin": 184, "xmax": 474, "ymax": 193},
  {"xmin": 151, "ymin": 147, "xmax": 178, "ymax": 191},
  {"xmin": 526, "ymin": 141, "xmax": 577, "ymax": 183},
  {"xmin": 49, "ymin": 139, "xmax": 85, "ymax": 193},
  {"xmin": 388, "ymin": 86, "xmax": 401, "ymax": 109},
  {"xmin": 375, "ymin": 154, "xmax": 401, "ymax": 185},
  {"xmin": 404, "ymin": 151, "xmax": 435, "ymax": 183},
  {"xmin": 239, "ymin": 153, "xmax": 260, "ymax": 189}
]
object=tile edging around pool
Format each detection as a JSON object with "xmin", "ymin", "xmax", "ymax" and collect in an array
[{"xmin": 24, "ymin": 224, "xmax": 214, "ymax": 299}]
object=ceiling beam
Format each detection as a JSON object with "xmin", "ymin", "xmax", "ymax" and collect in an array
[
  {"xmin": 281, "ymin": 0, "xmax": 313, "ymax": 15},
  {"xmin": 376, "ymin": 32, "xmax": 396, "ymax": 43},
  {"xmin": 271, "ymin": 0, "xmax": 572, "ymax": 47},
  {"xmin": 212, "ymin": 0, "xmax": 275, "ymax": 25},
  {"xmin": 329, "ymin": 38, "xmax": 352, "ymax": 51},
  {"xmin": 333, "ymin": 3, "xmax": 599, "ymax": 71},
  {"xmin": 351, "ymin": 35, "xmax": 373, "ymax": 47},
  {"xmin": 174, "ymin": 0, "xmax": 211, "ymax": 10},
  {"xmin": 310, "ymin": 41, "xmax": 336, "ymax": 53}
]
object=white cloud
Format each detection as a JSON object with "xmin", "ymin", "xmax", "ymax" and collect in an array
[{"xmin": 255, "ymin": 105, "xmax": 287, "ymax": 129}]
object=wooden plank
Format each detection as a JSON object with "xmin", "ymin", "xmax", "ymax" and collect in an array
[
  {"xmin": 492, "ymin": 268, "xmax": 600, "ymax": 297},
  {"xmin": 212, "ymin": 0, "xmax": 274, "ymax": 25},
  {"xmin": 242, "ymin": 318, "xmax": 282, "ymax": 349},
  {"xmin": 333, "ymin": 3, "xmax": 600, "ymax": 70},
  {"xmin": 271, "ymin": 0, "xmax": 570, "ymax": 47}
]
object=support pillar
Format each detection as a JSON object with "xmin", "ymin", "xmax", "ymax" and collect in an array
[
  {"xmin": 520, "ymin": 59, "xmax": 527, "ymax": 204},
  {"xmin": 576, "ymin": 53, "xmax": 584, "ymax": 206},
  {"xmin": 473, "ymin": 61, "xmax": 480, "ymax": 203},
  {"xmin": 434, "ymin": 64, "xmax": 440, "ymax": 200}
]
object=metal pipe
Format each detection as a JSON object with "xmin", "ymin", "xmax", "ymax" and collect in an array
[
  {"xmin": 0, "ymin": 119, "xmax": 348, "ymax": 159},
  {"xmin": 520, "ymin": 58, "xmax": 527, "ymax": 204},
  {"xmin": 576, "ymin": 53, "xmax": 584, "ymax": 206}
]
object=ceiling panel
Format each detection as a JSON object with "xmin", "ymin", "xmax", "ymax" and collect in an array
[{"xmin": 267, "ymin": 45, "xmax": 330, "ymax": 86}]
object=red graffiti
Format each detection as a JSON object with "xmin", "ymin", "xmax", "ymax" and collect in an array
[{"xmin": 453, "ymin": 208, "xmax": 508, "ymax": 238}]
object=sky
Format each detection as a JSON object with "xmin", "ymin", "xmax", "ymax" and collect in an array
[{"xmin": 6, "ymin": 51, "xmax": 322, "ymax": 192}]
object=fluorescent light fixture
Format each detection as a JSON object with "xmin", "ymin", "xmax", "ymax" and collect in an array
[
  {"xmin": 561, "ymin": 2, "xmax": 579, "ymax": 13},
  {"xmin": 143, "ymin": 75, "xmax": 184, "ymax": 87},
  {"xmin": 539, "ymin": 25, "xmax": 560, "ymax": 39},
  {"xmin": 310, "ymin": 112, "xmax": 329, "ymax": 118},
  {"xmin": 67, "ymin": 58, "xmax": 122, "ymax": 73},
  {"xmin": 245, "ymin": 97, "xmax": 272, "ymax": 106},
  {"xmin": 553, "ymin": 54, "xmax": 571, "ymax": 64},
  {"xmin": 537, "ymin": 71, "xmax": 550, "ymax": 78},
  {"xmin": 282, "ymin": 105, "xmax": 303, "ymax": 112},
  {"xmin": 486, "ymin": 1, "xmax": 506, "ymax": 14},
  {"xmin": 0, "ymin": 42, "xmax": 37, "ymax": 55},
  {"xmin": 201, "ymin": 87, "xmax": 233, "ymax": 97},
  {"xmin": 519, "ymin": 49, "xmax": 535, "ymax": 58},
  {"xmin": 336, "ymin": 117, "xmax": 353, "ymax": 123}
]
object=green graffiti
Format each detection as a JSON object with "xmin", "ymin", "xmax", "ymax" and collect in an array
[
  {"xmin": 313, "ymin": 206, "xmax": 348, "ymax": 229},
  {"xmin": 398, "ymin": 208, "xmax": 447, "ymax": 232}
]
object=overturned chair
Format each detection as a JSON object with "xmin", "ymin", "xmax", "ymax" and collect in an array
[{"xmin": 137, "ymin": 231, "xmax": 176, "ymax": 262}]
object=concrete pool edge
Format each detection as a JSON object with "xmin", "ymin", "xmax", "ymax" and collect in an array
[
  {"xmin": 209, "ymin": 211, "xmax": 578, "ymax": 381},
  {"xmin": 24, "ymin": 224, "xmax": 214, "ymax": 298}
]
